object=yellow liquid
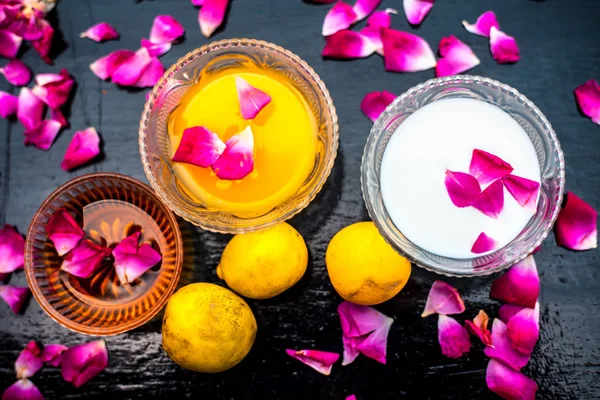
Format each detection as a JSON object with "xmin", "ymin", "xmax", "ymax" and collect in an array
[{"xmin": 168, "ymin": 64, "xmax": 318, "ymax": 217}]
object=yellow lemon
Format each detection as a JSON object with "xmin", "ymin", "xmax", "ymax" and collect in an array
[
  {"xmin": 326, "ymin": 221, "xmax": 411, "ymax": 305},
  {"xmin": 162, "ymin": 283, "xmax": 257, "ymax": 373},
  {"xmin": 216, "ymin": 222, "xmax": 308, "ymax": 299}
]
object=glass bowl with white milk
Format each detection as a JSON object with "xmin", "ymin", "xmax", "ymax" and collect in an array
[{"xmin": 361, "ymin": 75, "xmax": 565, "ymax": 277}]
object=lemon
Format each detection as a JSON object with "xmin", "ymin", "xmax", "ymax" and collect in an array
[
  {"xmin": 162, "ymin": 283, "xmax": 257, "ymax": 373},
  {"xmin": 326, "ymin": 221, "xmax": 411, "ymax": 305},
  {"xmin": 216, "ymin": 223, "xmax": 308, "ymax": 299}
]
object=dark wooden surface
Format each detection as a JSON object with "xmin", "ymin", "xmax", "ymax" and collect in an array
[{"xmin": 1, "ymin": 0, "xmax": 599, "ymax": 398}]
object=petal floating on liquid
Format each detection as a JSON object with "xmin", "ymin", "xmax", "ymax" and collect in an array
[
  {"xmin": 502, "ymin": 174, "xmax": 540, "ymax": 212},
  {"xmin": 60, "ymin": 239, "xmax": 111, "ymax": 279},
  {"xmin": 149, "ymin": 15, "xmax": 184, "ymax": 44},
  {"xmin": 472, "ymin": 179, "xmax": 505, "ymax": 219},
  {"xmin": 435, "ymin": 35, "xmax": 480, "ymax": 78},
  {"xmin": 235, "ymin": 76, "xmax": 272, "ymax": 120},
  {"xmin": 381, "ymin": 28, "xmax": 436, "ymax": 72},
  {"xmin": 574, "ymin": 79, "xmax": 600, "ymax": 125},
  {"xmin": 113, "ymin": 231, "xmax": 162, "ymax": 285},
  {"xmin": 437, "ymin": 315, "xmax": 471, "ymax": 359},
  {"xmin": 322, "ymin": 29, "xmax": 377, "ymax": 59},
  {"xmin": 45, "ymin": 209, "xmax": 85, "ymax": 256},
  {"xmin": 61, "ymin": 340, "xmax": 109, "ymax": 388},
  {"xmin": 89, "ymin": 49, "xmax": 136, "ymax": 80},
  {"xmin": 134, "ymin": 57, "xmax": 164, "ymax": 88},
  {"xmin": 484, "ymin": 319, "xmax": 530, "ymax": 371},
  {"xmin": 462, "ymin": 11, "xmax": 499, "ymax": 37},
  {"xmin": 0, "ymin": 285, "xmax": 29, "ymax": 314},
  {"xmin": 140, "ymin": 38, "xmax": 171, "ymax": 58},
  {"xmin": 0, "ymin": 59, "xmax": 31, "ymax": 86},
  {"xmin": 198, "ymin": 0, "xmax": 229, "ymax": 38},
  {"xmin": 322, "ymin": 1, "xmax": 357, "ymax": 37},
  {"xmin": 285, "ymin": 349, "xmax": 339, "ymax": 376},
  {"xmin": 402, "ymin": 0, "xmax": 434, "ymax": 25},
  {"xmin": 421, "ymin": 280, "xmax": 466, "ymax": 317},
  {"xmin": 360, "ymin": 91, "xmax": 396, "ymax": 122},
  {"xmin": 172, "ymin": 126, "xmax": 226, "ymax": 168},
  {"xmin": 61, "ymin": 127, "xmax": 101, "ymax": 171},
  {"xmin": 0, "ymin": 225, "xmax": 25, "ymax": 274},
  {"xmin": 469, "ymin": 149, "xmax": 513, "ymax": 185},
  {"xmin": 23, "ymin": 120, "xmax": 62, "ymax": 151},
  {"xmin": 111, "ymin": 47, "xmax": 152, "ymax": 86},
  {"xmin": 41, "ymin": 344, "xmax": 68, "ymax": 367},
  {"xmin": 507, "ymin": 303, "xmax": 540, "ymax": 355},
  {"xmin": 486, "ymin": 359, "xmax": 537, "ymax": 400},
  {"xmin": 444, "ymin": 170, "xmax": 481, "ymax": 208},
  {"xmin": 2, "ymin": 379, "xmax": 44, "ymax": 400},
  {"xmin": 211, "ymin": 126, "xmax": 255, "ymax": 180},
  {"xmin": 352, "ymin": 0, "xmax": 381, "ymax": 22},
  {"xmin": 0, "ymin": 91, "xmax": 17, "ymax": 119},
  {"xmin": 489, "ymin": 26, "xmax": 520, "ymax": 64},
  {"xmin": 0, "ymin": 28, "xmax": 22, "ymax": 58},
  {"xmin": 17, "ymin": 87, "xmax": 44, "ymax": 131},
  {"xmin": 80, "ymin": 22, "xmax": 119, "ymax": 42},
  {"xmin": 554, "ymin": 192, "xmax": 598, "ymax": 251},
  {"xmin": 464, "ymin": 309, "xmax": 493, "ymax": 347},
  {"xmin": 490, "ymin": 255, "xmax": 539, "ymax": 308},
  {"xmin": 471, "ymin": 232, "xmax": 498, "ymax": 254},
  {"xmin": 16, "ymin": 341, "xmax": 43, "ymax": 379}
]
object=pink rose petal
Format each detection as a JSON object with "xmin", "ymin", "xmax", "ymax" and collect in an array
[
  {"xmin": 0, "ymin": 91, "xmax": 17, "ymax": 118},
  {"xmin": 437, "ymin": 315, "xmax": 471, "ymax": 359},
  {"xmin": 134, "ymin": 57, "xmax": 164, "ymax": 88},
  {"xmin": 352, "ymin": 0, "xmax": 381, "ymax": 22},
  {"xmin": 149, "ymin": 15, "xmax": 184, "ymax": 44},
  {"xmin": 32, "ymin": 69, "xmax": 74, "ymax": 109},
  {"xmin": 307, "ymin": 0, "xmax": 337, "ymax": 3},
  {"xmin": 141, "ymin": 38, "xmax": 172, "ymax": 58},
  {"xmin": 402, "ymin": 0, "xmax": 434, "ymax": 25},
  {"xmin": 45, "ymin": 209, "xmax": 85, "ymax": 256},
  {"xmin": 507, "ymin": 303, "xmax": 540, "ymax": 355},
  {"xmin": 354, "ymin": 316, "xmax": 393, "ymax": 364},
  {"xmin": 444, "ymin": 170, "xmax": 481, "ymax": 208},
  {"xmin": 113, "ymin": 231, "xmax": 162, "ymax": 285},
  {"xmin": 322, "ymin": 29, "xmax": 377, "ymax": 59},
  {"xmin": 60, "ymin": 239, "xmax": 111, "ymax": 279},
  {"xmin": 61, "ymin": 127, "xmax": 101, "ymax": 171},
  {"xmin": 554, "ymin": 192, "xmax": 597, "ymax": 251},
  {"xmin": 346, "ymin": 396, "xmax": 356, "ymax": 400},
  {"xmin": 172, "ymin": 126, "xmax": 226, "ymax": 168},
  {"xmin": 574, "ymin": 79, "xmax": 600, "ymax": 125},
  {"xmin": 40, "ymin": 344, "xmax": 68, "ymax": 367},
  {"xmin": 0, "ymin": 28, "xmax": 22, "ymax": 58},
  {"xmin": 366, "ymin": 8, "xmax": 397, "ymax": 28},
  {"xmin": 471, "ymin": 232, "xmax": 498, "ymax": 254},
  {"xmin": 23, "ymin": 120, "xmax": 62, "ymax": 151},
  {"xmin": 0, "ymin": 59, "xmax": 31, "ymax": 86},
  {"xmin": 111, "ymin": 47, "xmax": 152, "ymax": 86},
  {"xmin": 50, "ymin": 108, "xmax": 68, "ymax": 128},
  {"xmin": 502, "ymin": 175, "xmax": 540, "ymax": 212},
  {"xmin": 0, "ymin": 225, "xmax": 24, "ymax": 274},
  {"xmin": 490, "ymin": 255, "xmax": 539, "ymax": 308},
  {"xmin": 341, "ymin": 334, "xmax": 360, "ymax": 366},
  {"xmin": 2, "ymin": 379, "xmax": 44, "ymax": 400},
  {"xmin": 80, "ymin": 22, "xmax": 119, "ymax": 42},
  {"xmin": 484, "ymin": 318, "xmax": 530, "ymax": 370},
  {"xmin": 17, "ymin": 87, "xmax": 44, "ymax": 130},
  {"xmin": 235, "ymin": 76, "xmax": 272, "ymax": 120},
  {"xmin": 285, "ymin": 349, "xmax": 339, "ymax": 375},
  {"xmin": 489, "ymin": 27, "xmax": 520, "ymax": 64},
  {"xmin": 360, "ymin": 91, "xmax": 396, "ymax": 123},
  {"xmin": 89, "ymin": 49, "xmax": 136, "ymax": 80},
  {"xmin": 469, "ymin": 149, "xmax": 514, "ymax": 185},
  {"xmin": 0, "ymin": 284, "xmax": 29, "ymax": 314},
  {"xmin": 31, "ymin": 19, "xmax": 54, "ymax": 64},
  {"xmin": 61, "ymin": 340, "xmax": 109, "ymax": 388},
  {"xmin": 462, "ymin": 11, "xmax": 499, "ymax": 37},
  {"xmin": 421, "ymin": 280, "xmax": 466, "ymax": 317},
  {"xmin": 322, "ymin": 1, "xmax": 356, "ymax": 37},
  {"xmin": 16, "ymin": 341, "xmax": 43, "ymax": 379},
  {"xmin": 464, "ymin": 309, "xmax": 493, "ymax": 347},
  {"xmin": 381, "ymin": 28, "xmax": 437, "ymax": 72},
  {"xmin": 211, "ymin": 126, "xmax": 255, "ymax": 180},
  {"xmin": 198, "ymin": 0, "xmax": 229, "ymax": 38},
  {"xmin": 498, "ymin": 303, "xmax": 525, "ymax": 324},
  {"xmin": 486, "ymin": 359, "xmax": 537, "ymax": 400},
  {"xmin": 472, "ymin": 179, "xmax": 505, "ymax": 219},
  {"xmin": 435, "ymin": 36, "xmax": 480, "ymax": 78},
  {"xmin": 191, "ymin": 0, "xmax": 204, "ymax": 5}
]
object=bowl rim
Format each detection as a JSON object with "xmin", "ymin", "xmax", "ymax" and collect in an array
[
  {"xmin": 138, "ymin": 38, "xmax": 339, "ymax": 234},
  {"xmin": 24, "ymin": 172, "xmax": 183, "ymax": 336},
  {"xmin": 361, "ymin": 75, "xmax": 566, "ymax": 277}
]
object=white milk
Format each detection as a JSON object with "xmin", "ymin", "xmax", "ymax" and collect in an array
[{"xmin": 380, "ymin": 98, "xmax": 541, "ymax": 259}]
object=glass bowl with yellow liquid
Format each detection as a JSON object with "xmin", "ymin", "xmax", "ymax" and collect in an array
[
  {"xmin": 139, "ymin": 39, "xmax": 339, "ymax": 233},
  {"xmin": 25, "ymin": 173, "xmax": 183, "ymax": 335}
]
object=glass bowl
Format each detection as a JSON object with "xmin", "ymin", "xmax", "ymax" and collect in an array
[
  {"xmin": 139, "ymin": 38, "xmax": 339, "ymax": 234},
  {"xmin": 361, "ymin": 75, "xmax": 565, "ymax": 277},
  {"xmin": 25, "ymin": 173, "xmax": 183, "ymax": 335}
]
